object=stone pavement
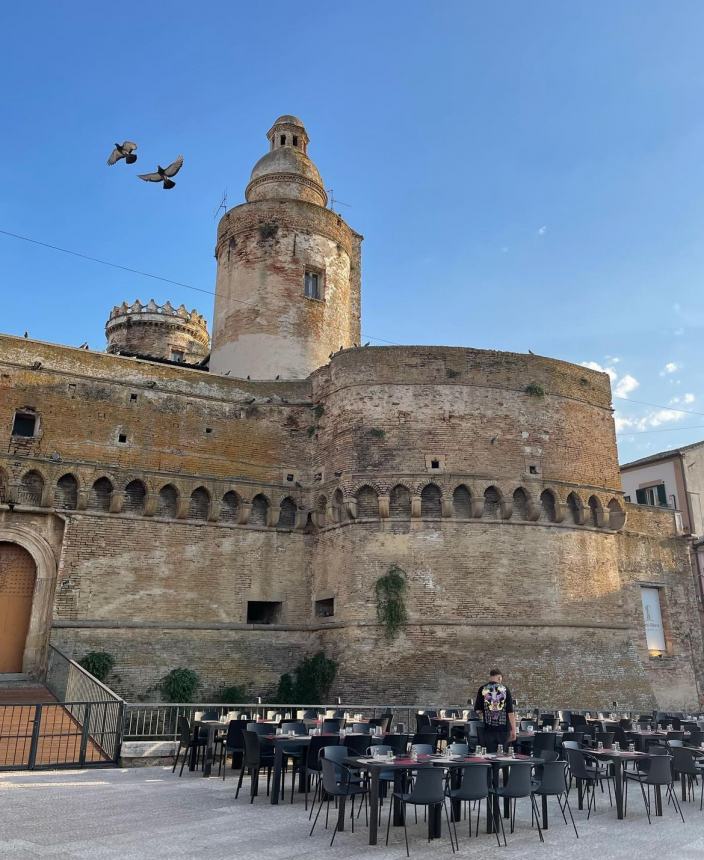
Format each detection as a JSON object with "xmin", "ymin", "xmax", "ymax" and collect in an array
[{"xmin": 0, "ymin": 766, "xmax": 702, "ymax": 859}]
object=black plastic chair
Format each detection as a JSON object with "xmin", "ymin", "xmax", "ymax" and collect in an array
[
  {"xmin": 172, "ymin": 715, "xmax": 207, "ymax": 776},
  {"xmin": 595, "ymin": 732, "xmax": 615, "ymax": 749},
  {"xmin": 246, "ymin": 722, "xmax": 271, "ymax": 736},
  {"xmin": 235, "ymin": 730, "xmax": 275, "ymax": 802},
  {"xmin": 322, "ymin": 718, "xmax": 341, "ymax": 733},
  {"xmin": 415, "ymin": 713, "xmax": 432, "ymax": 734},
  {"xmin": 564, "ymin": 747, "xmax": 611, "ymax": 818},
  {"xmin": 670, "ymin": 747, "xmax": 704, "ymax": 806},
  {"xmin": 382, "ymin": 733, "xmax": 410, "ymax": 755},
  {"xmin": 386, "ymin": 767, "xmax": 455, "ymax": 856},
  {"xmin": 532, "ymin": 732, "xmax": 557, "ymax": 759},
  {"xmin": 446, "ymin": 762, "xmax": 498, "ymax": 843},
  {"xmin": 490, "ymin": 761, "xmax": 543, "ymax": 844},
  {"xmin": 624, "ymin": 753, "xmax": 684, "ymax": 823},
  {"xmin": 218, "ymin": 719, "xmax": 247, "ymax": 778},
  {"xmin": 532, "ymin": 760, "xmax": 578, "ymax": 837},
  {"xmin": 352, "ymin": 722, "xmax": 371, "ymax": 734},
  {"xmin": 304, "ymin": 735, "xmax": 340, "ymax": 811},
  {"xmin": 345, "ymin": 733, "xmax": 371, "ymax": 756},
  {"xmin": 310, "ymin": 757, "xmax": 368, "ymax": 846}
]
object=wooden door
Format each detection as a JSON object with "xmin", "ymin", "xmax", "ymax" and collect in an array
[{"xmin": 0, "ymin": 543, "xmax": 36, "ymax": 673}]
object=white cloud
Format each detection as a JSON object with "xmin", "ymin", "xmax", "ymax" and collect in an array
[
  {"xmin": 580, "ymin": 360, "xmax": 617, "ymax": 382},
  {"xmin": 684, "ymin": 393, "xmax": 695, "ymax": 404},
  {"xmin": 605, "ymin": 355, "xmax": 621, "ymax": 364},
  {"xmin": 537, "ymin": 225, "xmax": 547, "ymax": 236},
  {"xmin": 614, "ymin": 374, "xmax": 639, "ymax": 398},
  {"xmin": 660, "ymin": 362, "xmax": 680, "ymax": 376}
]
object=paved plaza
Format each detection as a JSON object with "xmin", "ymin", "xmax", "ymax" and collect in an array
[{"xmin": 1, "ymin": 766, "xmax": 703, "ymax": 859}]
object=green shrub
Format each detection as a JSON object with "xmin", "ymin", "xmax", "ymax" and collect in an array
[
  {"xmin": 369, "ymin": 428, "xmax": 386, "ymax": 439},
  {"xmin": 159, "ymin": 668, "xmax": 199, "ymax": 703},
  {"xmin": 78, "ymin": 651, "xmax": 115, "ymax": 683},
  {"xmin": 216, "ymin": 684, "xmax": 248, "ymax": 703},
  {"xmin": 275, "ymin": 652, "xmax": 337, "ymax": 704},
  {"xmin": 525, "ymin": 382, "xmax": 545, "ymax": 398},
  {"xmin": 313, "ymin": 404, "xmax": 325, "ymax": 419},
  {"xmin": 376, "ymin": 566, "xmax": 408, "ymax": 639}
]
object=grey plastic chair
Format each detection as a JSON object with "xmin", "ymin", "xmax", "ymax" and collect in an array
[
  {"xmin": 309, "ymin": 757, "xmax": 368, "ymax": 846},
  {"xmin": 490, "ymin": 761, "xmax": 543, "ymax": 844},
  {"xmin": 446, "ymin": 762, "xmax": 498, "ymax": 843},
  {"xmin": 624, "ymin": 753, "xmax": 684, "ymax": 823},
  {"xmin": 531, "ymin": 760, "xmax": 578, "ymax": 837},
  {"xmin": 386, "ymin": 767, "xmax": 455, "ymax": 856},
  {"xmin": 409, "ymin": 744, "xmax": 434, "ymax": 757},
  {"xmin": 448, "ymin": 743, "xmax": 469, "ymax": 756}
]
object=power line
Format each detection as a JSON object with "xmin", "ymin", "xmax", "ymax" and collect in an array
[
  {"xmin": 613, "ymin": 395, "xmax": 704, "ymax": 420},
  {"xmin": 616, "ymin": 425, "xmax": 704, "ymax": 437},
  {"xmin": 0, "ymin": 227, "xmax": 399, "ymax": 345}
]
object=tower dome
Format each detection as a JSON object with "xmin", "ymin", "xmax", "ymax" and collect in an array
[
  {"xmin": 245, "ymin": 116, "xmax": 327, "ymax": 207},
  {"xmin": 105, "ymin": 299, "xmax": 210, "ymax": 365}
]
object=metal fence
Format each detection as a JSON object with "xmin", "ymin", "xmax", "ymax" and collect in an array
[{"xmin": 0, "ymin": 647, "xmax": 124, "ymax": 771}]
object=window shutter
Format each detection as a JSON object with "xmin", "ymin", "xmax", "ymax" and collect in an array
[
  {"xmin": 636, "ymin": 489, "xmax": 646, "ymax": 504},
  {"xmin": 656, "ymin": 484, "xmax": 668, "ymax": 506}
]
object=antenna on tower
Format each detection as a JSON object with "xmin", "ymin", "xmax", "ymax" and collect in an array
[
  {"xmin": 213, "ymin": 189, "xmax": 228, "ymax": 219},
  {"xmin": 326, "ymin": 188, "xmax": 351, "ymax": 213}
]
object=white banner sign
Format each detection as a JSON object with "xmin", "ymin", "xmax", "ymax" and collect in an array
[{"xmin": 640, "ymin": 587, "xmax": 666, "ymax": 653}]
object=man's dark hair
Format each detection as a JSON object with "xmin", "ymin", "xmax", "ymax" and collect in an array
[{"xmin": 489, "ymin": 668, "xmax": 502, "ymax": 678}]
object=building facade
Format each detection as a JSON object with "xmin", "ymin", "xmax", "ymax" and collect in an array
[{"xmin": 0, "ymin": 117, "xmax": 702, "ymax": 709}]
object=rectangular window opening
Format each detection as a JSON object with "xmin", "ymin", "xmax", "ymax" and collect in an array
[
  {"xmin": 205, "ymin": 427, "xmax": 213, "ymax": 434},
  {"xmin": 12, "ymin": 411, "xmax": 37, "ymax": 437},
  {"xmin": 636, "ymin": 484, "xmax": 668, "ymax": 507},
  {"xmin": 430, "ymin": 459, "xmax": 440, "ymax": 470},
  {"xmin": 170, "ymin": 350, "xmax": 185, "ymax": 363},
  {"xmin": 529, "ymin": 465, "xmax": 538, "ymax": 475},
  {"xmin": 304, "ymin": 271, "xmax": 321, "ymax": 300},
  {"xmin": 315, "ymin": 598, "xmax": 335, "ymax": 618},
  {"xmin": 247, "ymin": 601, "xmax": 282, "ymax": 624},
  {"xmin": 118, "ymin": 433, "xmax": 128, "ymax": 444},
  {"xmin": 292, "ymin": 135, "xmax": 298, "ymax": 147},
  {"xmin": 130, "ymin": 393, "xmax": 138, "ymax": 402},
  {"xmin": 640, "ymin": 587, "xmax": 667, "ymax": 657}
]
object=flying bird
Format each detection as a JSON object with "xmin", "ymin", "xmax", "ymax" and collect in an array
[
  {"xmin": 138, "ymin": 155, "xmax": 184, "ymax": 190},
  {"xmin": 107, "ymin": 141, "xmax": 138, "ymax": 166}
]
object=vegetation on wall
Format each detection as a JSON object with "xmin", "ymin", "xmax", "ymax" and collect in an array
[
  {"xmin": 78, "ymin": 651, "xmax": 115, "ymax": 683},
  {"xmin": 159, "ymin": 668, "xmax": 199, "ymax": 703},
  {"xmin": 369, "ymin": 427, "xmax": 386, "ymax": 439},
  {"xmin": 313, "ymin": 404, "xmax": 325, "ymax": 419},
  {"xmin": 215, "ymin": 683, "xmax": 249, "ymax": 703},
  {"xmin": 275, "ymin": 651, "xmax": 338, "ymax": 703},
  {"xmin": 375, "ymin": 565, "xmax": 409, "ymax": 639},
  {"xmin": 525, "ymin": 382, "xmax": 545, "ymax": 398}
]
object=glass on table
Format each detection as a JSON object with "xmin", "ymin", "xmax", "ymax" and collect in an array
[
  {"xmin": 597, "ymin": 741, "xmax": 604, "ymax": 751},
  {"xmin": 613, "ymin": 741, "xmax": 620, "ymax": 752},
  {"xmin": 508, "ymin": 745, "xmax": 515, "ymax": 758},
  {"xmin": 497, "ymin": 744, "xmax": 504, "ymax": 756},
  {"xmin": 628, "ymin": 743, "xmax": 635, "ymax": 753}
]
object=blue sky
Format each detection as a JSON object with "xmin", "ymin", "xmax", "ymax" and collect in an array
[{"xmin": 2, "ymin": 1, "xmax": 703, "ymax": 463}]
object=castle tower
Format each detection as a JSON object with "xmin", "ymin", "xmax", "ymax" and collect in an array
[
  {"xmin": 209, "ymin": 116, "xmax": 362, "ymax": 379},
  {"xmin": 105, "ymin": 299, "xmax": 210, "ymax": 365}
]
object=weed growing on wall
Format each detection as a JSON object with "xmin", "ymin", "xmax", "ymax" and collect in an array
[{"xmin": 376, "ymin": 565, "xmax": 408, "ymax": 639}]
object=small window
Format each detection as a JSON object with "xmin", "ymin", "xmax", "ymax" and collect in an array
[
  {"xmin": 170, "ymin": 349, "xmax": 185, "ymax": 363},
  {"xmin": 304, "ymin": 271, "xmax": 321, "ymax": 299},
  {"xmin": 636, "ymin": 484, "xmax": 668, "ymax": 507},
  {"xmin": 130, "ymin": 393, "xmax": 138, "ymax": 402},
  {"xmin": 205, "ymin": 427, "xmax": 213, "ymax": 434},
  {"xmin": 529, "ymin": 465, "xmax": 538, "ymax": 475},
  {"xmin": 12, "ymin": 411, "xmax": 37, "ymax": 437},
  {"xmin": 624, "ymin": 495, "xmax": 631, "ymax": 503},
  {"xmin": 118, "ymin": 433, "xmax": 127, "ymax": 444},
  {"xmin": 292, "ymin": 135, "xmax": 298, "ymax": 147},
  {"xmin": 247, "ymin": 601, "xmax": 282, "ymax": 624},
  {"xmin": 430, "ymin": 459, "xmax": 440, "ymax": 470},
  {"xmin": 315, "ymin": 598, "xmax": 335, "ymax": 618},
  {"xmin": 280, "ymin": 134, "xmax": 286, "ymax": 145},
  {"xmin": 286, "ymin": 473, "xmax": 295, "ymax": 482}
]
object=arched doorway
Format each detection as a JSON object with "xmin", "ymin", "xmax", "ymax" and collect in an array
[{"xmin": 0, "ymin": 542, "xmax": 37, "ymax": 672}]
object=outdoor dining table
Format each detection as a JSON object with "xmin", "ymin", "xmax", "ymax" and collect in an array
[
  {"xmin": 587, "ymin": 748, "xmax": 651, "ymax": 819},
  {"xmin": 345, "ymin": 754, "xmax": 448, "ymax": 845},
  {"xmin": 477, "ymin": 754, "xmax": 544, "ymax": 833}
]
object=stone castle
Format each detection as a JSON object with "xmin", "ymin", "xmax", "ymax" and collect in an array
[{"xmin": 1, "ymin": 116, "xmax": 702, "ymax": 709}]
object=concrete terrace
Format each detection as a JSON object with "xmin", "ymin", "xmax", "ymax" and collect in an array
[{"xmin": 1, "ymin": 766, "xmax": 703, "ymax": 859}]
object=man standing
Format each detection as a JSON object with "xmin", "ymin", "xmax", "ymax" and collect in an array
[{"xmin": 473, "ymin": 668, "xmax": 516, "ymax": 752}]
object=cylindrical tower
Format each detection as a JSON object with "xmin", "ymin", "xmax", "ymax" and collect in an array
[
  {"xmin": 209, "ymin": 116, "xmax": 362, "ymax": 380},
  {"xmin": 105, "ymin": 299, "xmax": 210, "ymax": 365}
]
